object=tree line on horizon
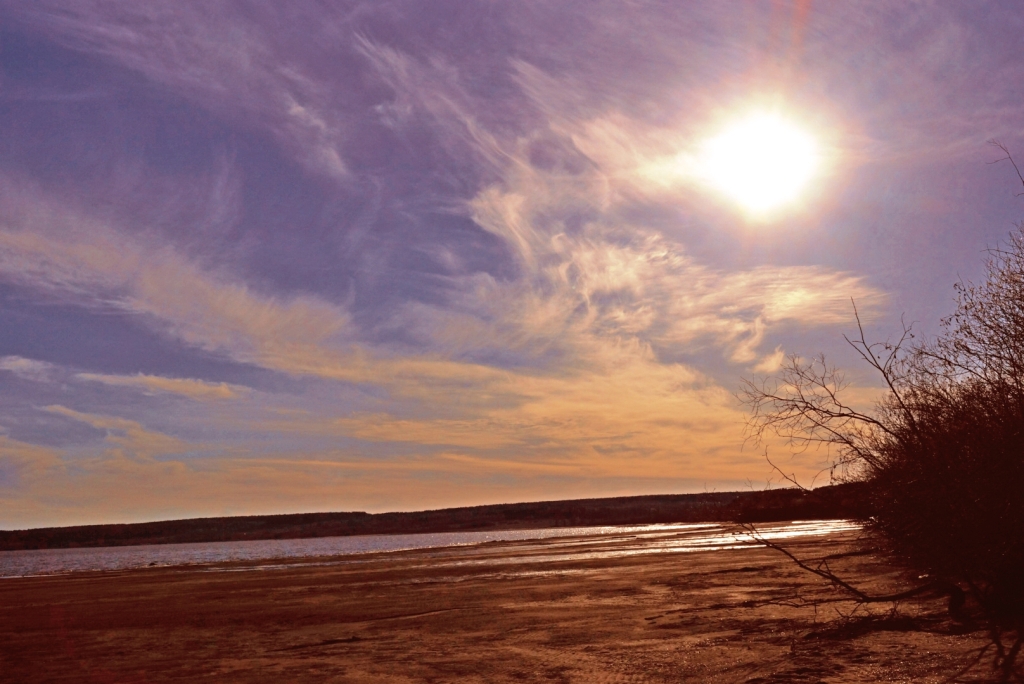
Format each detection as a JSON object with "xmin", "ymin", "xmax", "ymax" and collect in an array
[{"xmin": 0, "ymin": 487, "xmax": 866, "ymax": 551}]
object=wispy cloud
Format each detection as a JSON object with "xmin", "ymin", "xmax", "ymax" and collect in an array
[
  {"xmin": 460, "ymin": 158, "xmax": 885, "ymax": 367},
  {"xmin": 45, "ymin": 406, "xmax": 193, "ymax": 459},
  {"xmin": 9, "ymin": 2, "xmax": 353, "ymax": 181},
  {"xmin": 0, "ymin": 356, "xmax": 56, "ymax": 382},
  {"xmin": 76, "ymin": 373, "xmax": 246, "ymax": 401},
  {"xmin": 44, "ymin": 405, "xmax": 192, "ymax": 454},
  {"xmin": 0, "ymin": 435, "xmax": 61, "ymax": 490},
  {"xmin": 0, "ymin": 183, "xmax": 352, "ymax": 371}
]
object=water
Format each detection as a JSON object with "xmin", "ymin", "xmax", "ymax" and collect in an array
[{"xmin": 0, "ymin": 519, "xmax": 860, "ymax": 578}]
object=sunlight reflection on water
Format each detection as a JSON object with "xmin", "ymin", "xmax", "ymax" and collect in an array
[{"xmin": 0, "ymin": 519, "xmax": 859, "ymax": 578}]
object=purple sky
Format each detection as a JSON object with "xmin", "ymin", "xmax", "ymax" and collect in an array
[{"xmin": 2, "ymin": 2, "xmax": 1024, "ymax": 528}]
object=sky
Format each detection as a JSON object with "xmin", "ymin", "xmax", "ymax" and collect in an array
[{"xmin": 2, "ymin": 1, "xmax": 1024, "ymax": 528}]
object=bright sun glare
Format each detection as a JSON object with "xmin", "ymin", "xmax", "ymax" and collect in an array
[{"xmin": 701, "ymin": 113, "xmax": 818, "ymax": 217}]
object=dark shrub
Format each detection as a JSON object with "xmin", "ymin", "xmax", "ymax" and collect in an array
[{"xmin": 744, "ymin": 227, "xmax": 1024, "ymax": 623}]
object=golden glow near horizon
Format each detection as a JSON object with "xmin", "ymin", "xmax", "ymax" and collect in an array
[{"xmin": 700, "ymin": 112, "xmax": 819, "ymax": 217}]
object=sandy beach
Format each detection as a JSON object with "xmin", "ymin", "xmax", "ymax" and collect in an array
[{"xmin": 0, "ymin": 526, "xmax": 990, "ymax": 683}]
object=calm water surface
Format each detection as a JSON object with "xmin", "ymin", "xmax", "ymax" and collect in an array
[{"xmin": 0, "ymin": 519, "xmax": 859, "ymax": 578}]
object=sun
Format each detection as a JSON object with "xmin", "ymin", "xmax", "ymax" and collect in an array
[{"xmin": 700, "ymin": 112, "xmax": 819, "ymax": 217}]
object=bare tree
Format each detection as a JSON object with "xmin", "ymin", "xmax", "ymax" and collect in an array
[{"xmin": 740, "ymin": 223, "xmax": 1024, "ymax": 681}]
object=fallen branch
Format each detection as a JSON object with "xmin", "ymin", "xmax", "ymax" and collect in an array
[{"xmin": 740, "ymin": 523, "xmax": 939, "ymax": 604}]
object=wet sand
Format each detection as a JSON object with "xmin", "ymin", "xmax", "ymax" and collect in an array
[{"xmin": 0, "ymin": 526, "xmax": 990, "ymax": 683}]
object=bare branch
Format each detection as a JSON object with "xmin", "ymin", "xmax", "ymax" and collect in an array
[
  {"xmin": 989, "ymin": 139, "xmax": 1024, "ymax": 196},
  {"xmin": 740, "ymin": 523, "xmax": 940, "ymax": 604}
]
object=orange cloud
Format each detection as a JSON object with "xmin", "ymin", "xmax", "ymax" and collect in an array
[
  {"xmin": 0, "ymin": 356, "xmax": 55, "ymax": 382},
  {"xmin": 76, "ymin": 372, "xmax": 246, "ymax": 401},
  {"xmin": 45, "ymin": 406, "xmax": 193, "ymax": 459}
]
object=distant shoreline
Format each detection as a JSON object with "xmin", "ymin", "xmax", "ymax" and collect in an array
[{"xmin": 0, "ymin": 483, "xmax": 868, "ymax": 551}]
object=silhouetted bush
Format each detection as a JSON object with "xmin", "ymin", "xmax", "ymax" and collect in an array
[{"xmin": 744, "ymin": 226, "xmax": 1024, "ymax": 625}]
